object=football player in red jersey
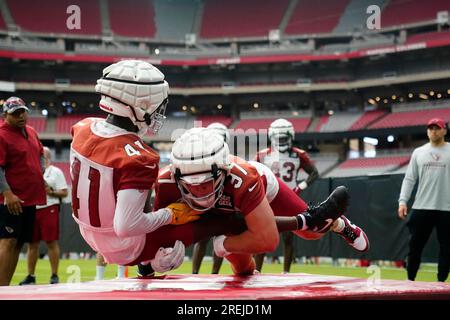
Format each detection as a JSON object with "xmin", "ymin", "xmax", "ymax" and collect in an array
[
  {"xmin": 70, "ymin": 60, "xmax": 202, "ymax": 274},
  {"xmin": 254, "ymin": 118, "xmax": 319, "ymax": 273},
  {"xmin": 154, "ymin": 128, "xmax": 369, "ymax": 275},
  {"xmin": 191, "ymin": 123, "xmax": 229, "ymax": 275}
]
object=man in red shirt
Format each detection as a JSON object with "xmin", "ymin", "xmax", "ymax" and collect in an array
[{"xmin": 0, "ymin": 97, "xmax": 46, "ymax": 286}]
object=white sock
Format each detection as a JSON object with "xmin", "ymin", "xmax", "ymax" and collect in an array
[
  {"xmin": 331, "ymin": 218, "xmax": 345, "ymax": 233},
  {"xmin": 96, "ymin": 266, "xmax": 105, "ymax": 280},
  {"xmin": 117, "ymin": 265, "xmax": 126, "ymax": 278}
]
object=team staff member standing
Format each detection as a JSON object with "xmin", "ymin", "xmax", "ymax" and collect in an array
[
  {"xmin": 20, "ymin": 147, "xmax": 68, "ymax": 285},
  {"xmin": 398, "ymin": 118, "xmax": 450, "ymax": 282},
  {"xmin": 0, "ymin": 97, "xmax": 46, "ymax": 286}
]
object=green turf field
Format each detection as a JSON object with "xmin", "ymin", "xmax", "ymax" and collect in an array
[{"xmin": 10, "ymin": 257, "xmax": 447, "ymax": 285}]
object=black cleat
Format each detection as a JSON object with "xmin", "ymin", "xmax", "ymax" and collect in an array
[
  {"xmin": 304, "ymin": 186, "xmax": 350, "ymax": 233},
  {"xmin": 137, "ymin": 263, "xmax": 155, "ymax": 278},
  {"xmin": 50, "ymin": 274, "xmax": 59, "ymax": 284},
  {"xmin": 19, "ymin": 274, "xmax": 36, "ymax": 285}
]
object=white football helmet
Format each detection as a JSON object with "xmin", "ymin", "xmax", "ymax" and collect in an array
[
  {"xmin": 207, "ymin": 122, "xmax": 230, "ymax": 144},
  {"xmin": 171, "ymin": 128, "xmax": 231, "ymax": 211},
  {"xmin": 95, "ymin": 60, "xmax": 169, "ymax": 136},
  {"xmin": 268, "ymin": 118, "xmax": 295, "ymax": 152}
]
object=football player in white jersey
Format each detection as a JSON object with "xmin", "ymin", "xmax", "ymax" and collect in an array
[
  {"xmin": 70, "ymin": 60, "xmax": 202, "ymax": 275},
  {"xmin": 255, "ymin": 118, "xmax": 369, "ymax": 273},
  {"xmin": 254, "ymin": 118, "xmax": 318, "ymax": 273}
]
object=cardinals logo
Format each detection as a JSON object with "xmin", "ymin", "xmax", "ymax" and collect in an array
[{"xmin": 430, "ymin": 152, "xmax": 441, "ymax": 161}]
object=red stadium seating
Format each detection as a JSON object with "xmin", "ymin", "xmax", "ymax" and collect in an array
[
  {"xmin": 234, "ymin": 117, "xmax": 311, "ymax": 133},
  {"xmin": 349, "ymin": 110, "xmax": 387, "ymax": 131},
  {"xmin": 195, "ymin": 115, "xmax": 233, "ymax": 128},
  {"xmin": 27, "ymin": 117, "xmax": 47, "ymax": 134},
  {"xmin": 7, "ymin": 0, "xmax": 101, "ymax": 35},
  {"xmin": 285, "ymin": 0, "xmax": 350, "ymax": 35},
  {"xmin": 56, "ymin": 115, "xmax": 99, "ymax": 134},
  {"xmin": 381, "ymin": 0, "xmax": 450, "ymax": 28},
  {"xmin": 200, "ymin": 0, "xmax": 289, "ymax": 38},
  {"xmin": 0, "ymin": 11, "xmax": 6, "ymax": 30},
  {"xmin": 406, "ymin": 30, "xmax": 450, "ymax": 44},
  {"xmin": 314, "ymin": 115, "xmax": 330, "ymax": 131},
  {"xmin": 338, "ymin": 156, "xmax": 410, "ymax": 169},
  {"xmin": 109, "ymin": 0, "xmax": 156, "ymax": 38},
  {"xmin": 369, "ymin": 108, "xmax": 450, "ymax": 129}
]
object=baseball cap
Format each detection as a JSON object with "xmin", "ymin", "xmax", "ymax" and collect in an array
[
  {"xmin": 427, "ymin": 118, "xmax": 446, "ymax": 129},
  {"xmin": 3, "ymin": 97, "xmax": 29, "ymax": 114}
]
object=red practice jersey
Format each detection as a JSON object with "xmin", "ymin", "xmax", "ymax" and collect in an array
[
  {"xmin": 70, "ymin": 118, "xmax": 159, "ymax": 264},
  {"xmin": 155, "ymin": 156, "xmax": 279, "ymax": 216}
]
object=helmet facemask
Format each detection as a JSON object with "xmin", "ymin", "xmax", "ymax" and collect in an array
[
  {"xmin": 175, "ymin": 165, "xmax": 226, "ymax": 211},
  {"xmin": 271, "ymin": 133, "xmax": 292, "ymax": 153},
  {"xmin": 139, "ymin": 97, "xmax": 168, "ymax": 135}
]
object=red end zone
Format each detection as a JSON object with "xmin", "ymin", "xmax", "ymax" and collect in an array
[{"xmin": 1, "ymin": 273, "xmax": 449, "ymax": 300}]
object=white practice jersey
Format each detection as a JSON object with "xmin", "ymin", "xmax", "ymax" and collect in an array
[{"xmin": 255, "ymin": 147, "xmax": 313, "ymax": 190}]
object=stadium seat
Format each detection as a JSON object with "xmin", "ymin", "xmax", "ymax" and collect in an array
[
  {"xmin": 109, "ymin": 0, "xmax": 156, "ymax": 38},
  {"xmin": 7, "ymin": 0, "xmax": 102, "ymax": 35},
  {"xmin": 200, "ymin": 0, "xmax": 289, "ymax": 38}
]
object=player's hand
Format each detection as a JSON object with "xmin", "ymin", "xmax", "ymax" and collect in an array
[
  {"xmin": 213, "ymin": 235, "xmax": 231, "ymax": 258},
  {"xmin": 398, "ymin": 204, "xmax": 408, "ymax": 220},
  {"xmin": 3, "ymin": 190, "xmax": 24, "ymax": 215},
  {"xmin": 150, "ymin": 240, "xmax": 185, "ymax": 273},
  {"xmin": 168, "ymin": 202, "xmax": 201, "ymax": 225}
]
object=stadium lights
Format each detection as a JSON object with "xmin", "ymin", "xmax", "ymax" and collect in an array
[
  {"xmin": 383, "ymin": 99, "xmax": 388, "ymax": 104},
  {"xmin": 448, "ymin": 89, "xmax": 450, "ymax": 94},
  {"xmin": 363, "ymin": 137, "xmax": 378, "ymax": 146},
  {"xmin": 399, "ymin": 97, "xmax": 404, "ymax": 102},
  {"xmin": 253, "ymin": 103, "xmax": 259, "ymax": 109},
  {"xmin": 41, "ymin": 109, "xmax": 48, "ymax": 116},
  {"xmin": 31, "ymin": 101, "xmax": 36, "ymax": 107},
  {"xmin": 419, "ymin": 93, "xmax": 428, "ymax": 100},
  {"xmin": 154, "ymin": 48, "xmax": 160, "ymax": 55},
  {"xmin": 190, "ymin": 106, "xmax": 196, "ymax": 113},
  {"xmin": 429, "ymin": 91, "xmax": 435, "ymax": 96},
  {"xmin": 217, "ymin": 104, "xmax": 223, "ymax": 109},
  {"xmin": 328, "ymin": 110, "xmax": 334, "ymax": 116},
  {"xmin": 375, "ymin": 97, "xmax": 381, "ymax": 102},
  {"xmin": 182, "ymin": 105, "xmax": 187, "ymax": 111},
  {"xmin": 391, "ymin": 95, "xmax": 396, "ymax": 100},
  {"xmin": 368, "ymin": 98, "xmax": 376, "ymax": 105},
  {"xmin": 408, "ymin": 93, "xmax": 413, "ymax": 98},
  {"xmin": 387, "ymin": 135, "xmax": 394, "ymax": 143},
  {"xmin": 437, "ymin": 93, "xmax": 442, "ymax": 98}
]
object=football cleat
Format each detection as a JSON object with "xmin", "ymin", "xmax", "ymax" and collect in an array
[
  {"xmin": 50, "ymin": 274, "xmax": 59, "ymax": 284},
  {"xmin": 304, "ymin": 186, "xmax": 349, "ymax": 233},
  {"xmin": 137, "ymin": 263, "xmax": 155, "ymax": 278},
  {"xmin": 335, "ymin": 215, "xmax": 369, "ymax": 252},
  {"xmin": 19, "ymin": 274, "xmax": 36, "ymax": 285}
]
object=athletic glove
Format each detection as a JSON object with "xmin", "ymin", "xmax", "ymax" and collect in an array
[
  {"xmin": 168, "ymin": 202, "xmax": 201, "ymax": 225},
  {"xmin": 150, "ymin": 240, "xmax": 185, "ymax": 273},
  {"xmin": 213, "ymin": 235, "xmax": 231, "ymax": 258}
]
